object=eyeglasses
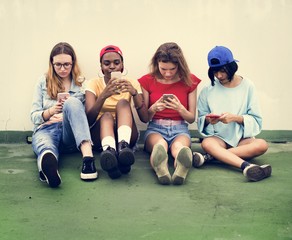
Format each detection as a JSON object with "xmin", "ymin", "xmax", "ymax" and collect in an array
[{"xmin": 53, "ymin": 62, "xmax": 72, "ymax": 69}]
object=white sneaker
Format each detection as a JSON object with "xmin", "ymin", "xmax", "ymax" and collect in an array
[
  {"xmin": 192, "ymin": 152, "xmax": 205, "ymax": 168},
  {"xmin": 193, "ymin": 152, "xmax": 215, "ymax": 168}
]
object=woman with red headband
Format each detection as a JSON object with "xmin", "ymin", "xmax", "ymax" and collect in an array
[{"xmin": 85, "ymin": 45, "xmax": 146, "ymax": 179}]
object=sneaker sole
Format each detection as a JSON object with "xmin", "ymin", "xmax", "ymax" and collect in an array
[
  {"xmin": 41, "ymin": 153, "xmax": 61, "ymax": 188},
  {"xmin": 100, "ymin": 151, "xmax": 118, "ymax": 171},
  {"xmin": 172, "ymin": 147, "xmax": 192, "ymax": 185},
  {"xmin": 244, "ymin": 164, "xmax": 272, "ymax": 182},
  {"xmin": 118, "ymin": 148, "xmax": 135, "ymax": 166},
  {"xmin": 108, "ymin": 169, "xmax": 122, "ymax": 179},
  {"xmin": 118, "ymin": 164, "xmax": 131, "ymax": 174},
  {"xmin": 80, "ymin": 171, "xmax": 98, "ymax": 180},
  {"xmin": 152, "ymin": 144, "xmax": 171, "ymax": 185}
]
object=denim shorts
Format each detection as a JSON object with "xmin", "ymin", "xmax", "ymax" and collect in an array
[{"xmin": 144, "ymin": 121, "xmax": 191, "ymax": 147}]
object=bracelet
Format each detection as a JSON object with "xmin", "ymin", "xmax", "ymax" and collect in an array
[
  {"xmin": 132, "ymin": 90, "xmax": 138, "ymax": 97},
  {"xmin": 135, "ymin": 102, "xmax": 144, "ymax": 111}
]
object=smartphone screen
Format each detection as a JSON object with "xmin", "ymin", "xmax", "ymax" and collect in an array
[
  {"xmin": 111, "ymin": 71, "xmax": 122, "ymax": 80},
  {"xmin": 163, "ymin": 94, "xmax": 174, "ymax": 101}
]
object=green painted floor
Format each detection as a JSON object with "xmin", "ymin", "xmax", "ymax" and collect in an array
[{"xmin": 0, "ymin": 136, "xmax": 291, "ymax": 240}]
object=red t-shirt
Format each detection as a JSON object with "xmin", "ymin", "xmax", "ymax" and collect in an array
[{"xmin": 138, "ymin": 74, "xmax": 201, "ymax": 120}]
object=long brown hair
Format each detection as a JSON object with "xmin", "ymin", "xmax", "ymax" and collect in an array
[
  {"xmin": 46, "ymin": 42, "xmax": 82, "ymax": 99},
  {"xmin": 149, "ymin": 42, "xmax": 192, "ymax": 86}
]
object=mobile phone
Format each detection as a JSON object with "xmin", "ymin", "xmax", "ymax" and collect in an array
[
  {"xmin": 111, "ymin": 71, "xmax": 122, "ymax": 80},
  {"xmin": 206, "ymin": 113, "xmax": 221, "ymax": 118},
  {"xmin": 57, "ymin": 92, "xmax": 70, "ymax": 102},
  {"xmin": 163, "ymin": 94, "xmax": 175, "ymax": 101}
]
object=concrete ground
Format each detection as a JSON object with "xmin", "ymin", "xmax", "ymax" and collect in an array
[{"xmin": 0, "ymin": 131, "xmax": 291, "ymax": 240}]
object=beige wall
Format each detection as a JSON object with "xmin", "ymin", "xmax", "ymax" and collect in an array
[{"xmin": 1, "ymin": 0, "xmax": 291, "ymax": 131}]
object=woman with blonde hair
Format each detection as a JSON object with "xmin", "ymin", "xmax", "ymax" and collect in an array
[{"xmin": 31, "ymin": 42, "xmax": 97, "ymax": 188}]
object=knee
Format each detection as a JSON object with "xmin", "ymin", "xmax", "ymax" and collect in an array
[
  {"xmin": 255, "ymin": 139, "xmax": 269, "ymax": 155},
  {"xmin": 117, "ymin": 99, "xmax": 130, "ymax": 109},
  {"xmin": 201, "ymin": 138, "xmax": 212, "ymax": 152},
  {"xmin": 171, "ymin": 141, "xmax": 188, "ymax": 157},
  {"xmin": 100, "ymin": 112, "xmax": 114, "ymax": 122},
  {"xmin": 171, "ymin": 141, "xmax": 183, "ymax": 151},
  {"xmin": 63, "ymin": 97, "xmax": 82, "ymax": 111},
  {"xmin": 32, "ymin": 135, "xmax": 56, "ymax": 154}
]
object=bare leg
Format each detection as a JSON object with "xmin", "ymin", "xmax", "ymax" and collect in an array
[
  {"xmin": 116, "ymin": 99, "xmax": 139, "ymax": 146},
  {"xmin": 116, "ymin": 99, "xmax": 133, "ymax": 128},
  {"xmin": 229, "ymin": 138, "xmax": 268, "ymax": 159},
  {"xmin": 80, "ymin": 141, "xmax": 93, "ymax": 157},
  {"xmin": 201, "ymin": 136, "xmax": 244, "ymax": 168},
  {"xmin": 201, "ymin": 136, "xmax": 271, "ymax": 181},
  {"xmin": 100, "ymin": 112, "xmax": 115, "ymax": 140},
  {"xmin": 90, "ymin": 113, "xmax": 115, "ymax": 150}
]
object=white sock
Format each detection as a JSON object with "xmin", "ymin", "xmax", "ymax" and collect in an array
[
  {"xmin": 101, "ymin": 136, "xmax": 116, "ymax": 151},
  {"xmin": 117, "ymin": 125, "xmax": 132, "ymax": 143}
]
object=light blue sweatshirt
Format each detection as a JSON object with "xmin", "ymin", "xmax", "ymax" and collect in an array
[{"xmin": 197, "ymin": 78, "xmax": 262, "ymax": 147}]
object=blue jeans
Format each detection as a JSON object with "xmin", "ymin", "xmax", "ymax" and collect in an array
[{"xmin": 32, "ymin": 97, "xmax": 92, "ymax": 171}]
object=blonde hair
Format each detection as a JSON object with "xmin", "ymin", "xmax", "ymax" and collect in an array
[
  {"xmin": 149, "ymin": 42, "xmax": 192, "ymax": 86},
  {"xmin": 46, "ymin": 42, "xmax": 82, "ymax": 99}
]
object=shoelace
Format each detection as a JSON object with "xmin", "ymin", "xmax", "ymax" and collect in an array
[
  {"xmin": 120, "ymin": 140, "xmax": 128, "ymax": 149},
  {"xmin": 204, "ymin": 154, "xmax": 214, "ymax": 162}
]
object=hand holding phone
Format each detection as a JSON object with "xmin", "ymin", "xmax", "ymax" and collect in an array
[
  {"xmin": 57, "ymin": 92, "xmax": 70, "ymax": 102},
  {"xmin": 111, "ymin": 71, "xmax": 122, "ymax": 80},
  {"xmin": 206, "ymin": 113, "xmax": 221, "ymax": 119},
  {"xmin": 111, "ymin": 72, "xmax": 123, "ymax": 94},
  {"xmin": 163, "ymin": 94, "xmax": 175, "ymax": 102}
]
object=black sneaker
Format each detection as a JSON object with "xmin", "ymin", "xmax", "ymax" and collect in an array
[
  {"xmin": 80, "ymin": 157, "xmax": 98, "ymax": 181},
  {"xmin": 117, "ymin": 140, "xmax": 135, "ymax": 174},
  {"xmin": 100, "ymin": 147, "xmax": 121, "ymax": 179},
  {"xmin": 243, "ymin": 164, "xmax": 272, "ymax": 181},
  {"xmin": 41, "ymin": 152, "xmax": 61, "ymax": 188}
]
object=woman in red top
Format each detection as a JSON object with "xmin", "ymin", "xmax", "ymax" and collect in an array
[{"xmin": 138, "ymin": 42, "xmax": 201, "ymax": 185}]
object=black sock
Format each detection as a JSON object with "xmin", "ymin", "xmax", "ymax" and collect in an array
[{"xmin": 240, "ymin": 161, "xmax": 250, "ymax": 170}]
